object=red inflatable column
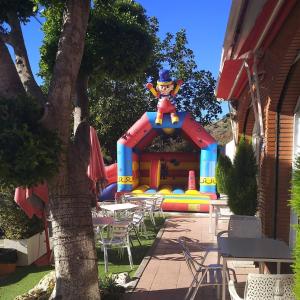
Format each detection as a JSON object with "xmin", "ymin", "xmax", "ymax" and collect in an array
[
  {"xmin": 188, "ymin": 170, "xmax": 196, "ymax": 190},
  {"xmin": 149, "ymin": 160, "xmax": 161, "ymax": 189}
]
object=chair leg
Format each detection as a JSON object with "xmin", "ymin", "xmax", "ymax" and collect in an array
[
  {"xmin": 149, "ymin": 212, "xmax": 156, "ymax": 226},
  {"xmin": 127, "ymin": 245, "xmax": 133, "ymax": 269},
  {"xmin": 190, "ymin": 269, "xmax": 208, "ymax": 300},
  {"xmin": 215, "ymin": 213, "xmax": 219, "ymax": 236},
  {"xmin": 103, "ymin": 247, "xmax": 108, "ymax": 273},
  {"xmin": 129, "ymin": 235, "xmax": 134, "ymax": 247},
  {"xmin": 142, "ymin": 222, "xmax": 148, "ymax": 238},
  {"xmin": 133, "ymin": 226, "xmax": 142, "ymax": 246},
  {"xmin": 160, "ymin": 208, "xmax": 165, "ymax": 218}
]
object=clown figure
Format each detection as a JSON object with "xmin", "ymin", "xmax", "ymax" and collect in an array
[{"xmin": 146, "ymin": 69, "xmax": 183, "ymax": 125}]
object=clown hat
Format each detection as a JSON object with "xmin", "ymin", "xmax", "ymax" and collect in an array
[{"xmin": 157, "ymin": 69, "xmax": 173, "ymax": 86}]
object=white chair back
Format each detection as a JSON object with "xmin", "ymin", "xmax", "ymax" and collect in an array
[{"xmin": 244, "ymin": 273, "xmax": 294, "ymax": 300}]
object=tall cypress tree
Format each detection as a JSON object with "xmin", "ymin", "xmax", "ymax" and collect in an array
[{"xmin": 227, "ymin": 137, "xmax": 258, "ymax": 215}]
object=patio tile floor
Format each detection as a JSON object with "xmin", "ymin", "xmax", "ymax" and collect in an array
[{"xmin": 124, "ymin": 215, "xmax": 259, "ymax": 300}]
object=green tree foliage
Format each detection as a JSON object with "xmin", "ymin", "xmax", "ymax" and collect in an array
[
  {"xmin": 0, "ymin": 187, "xmax": 43, "ymax": 239},
  {"xmin": 216, "ymin": 154, "xmax": 232, "ymax": 195},
  {"xmin": 290, "ymin": 156, "xmax": 300, "ymax": 298},
  {"xmin": 0, "ymin": 96, "xmax": 61, "ymax": 187},
  {"xmin": 39, "ymin": 0, "xmax": 155, "ymax": 83},
  {"xmin": 227, "ymin": 137, "xmax": 258, "ymax": 215},
  {"xmin": 0, "ymin": 0, "xmax": 35, "ymax": 25},
  {"xmin": 89, "ymin": 29, "xmax": 222, "ymax": 160},
  {"xmin": 89, "ymin": 79, "xmax": 149, "ymax": 161},
  {"xmin": 158, "ymin": 30, "xmax": 222, "ymax": 125}
]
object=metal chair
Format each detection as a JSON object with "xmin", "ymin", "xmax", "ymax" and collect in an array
[
  {"xmin": 228, "ymin": 273, "xmax": 295, "ymax": 300},
  {"xmin": 153, "ymin": 195, "xmax": 165, "ymax": 219},
  {"xmin": 217, "ymin": 215, "xmax": 263, "ymax": 239},
  {"xmin": 128, "ymin": 209, "xmax": 147, "ymax": 245},
  {"xmin": 178, "ymin": 236, "xmax": 236, "ymax": 300},
  {"xmin": 97, "ymin": 222, "xmax": 133, "ymax": 273},
  {"xmin": 214, "ymin": 205, "xmax": 233, "ymax": 235}
]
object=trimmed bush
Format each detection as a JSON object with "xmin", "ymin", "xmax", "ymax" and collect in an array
[
  {"xmin": 0, "ymin": 187, "xmax": 43, "ymax": 239},
  {"xmin": 290, "ymin": 155, "xmax": 300, "ymax": 298},
  {"xmin": 0, "ymin": 95, "xmax": 61, "ymax": 187},
  {"xmin": 227, "ymin": 137, "xmax": 257, "ymax": 216},
  {"xmin": 216, "ymin": 154, "xmax": 232, "ymax": 195}
]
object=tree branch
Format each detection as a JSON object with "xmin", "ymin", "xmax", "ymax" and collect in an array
[
  {"xmin": 0, "ymin": 32, "xmax": 12, "ymax": 46},
  {"xmin": 0, "ymin": 39, "xmax": 25, "ymax": 98},
  {"xmin": 45, "ymin": 0, "xmax": 90, "ymax": 141},
  {"xmin": 7, "ymin": 12, "xmax": 46, "ymax": 103}
]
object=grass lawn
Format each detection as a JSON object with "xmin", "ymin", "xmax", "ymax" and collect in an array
[{"xmin": 0, "ymin": 217, "xmax": 165, "ymax": 300}]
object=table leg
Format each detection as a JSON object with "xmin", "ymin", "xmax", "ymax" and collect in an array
[
  {"xmin": 209, "ymin": 204, "xmax": 213, "ymax": 233},
  {"xmin": 259, "ymin": 262, "xmax": 264, "ymax": 273},
  {"xmin": 222, "ymin": 258, "xmax": 226, "ymax": 300},
  {"xmin": 277, "ymin": 262, "xmax": 281, "ymax": 274}
]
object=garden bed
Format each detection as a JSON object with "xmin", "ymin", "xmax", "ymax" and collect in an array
[{"xmin": 0, "ymin": 217, "xmax": 165, "ymax": 299}]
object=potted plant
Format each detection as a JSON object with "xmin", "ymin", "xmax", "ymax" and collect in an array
[
  {"xmin": 0, "ymin": 187, "xmax": 45, "ymax": 266},
  {"xmin": 227, "ymin": 137, "xmax": 258, "ymax": 216}
]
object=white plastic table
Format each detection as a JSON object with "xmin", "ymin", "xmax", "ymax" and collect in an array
[
  {"xmin": 208, "ymin": 199, "xmax": 228, "ymax": 233},
  {"xmin": 218, "ymin": 237, "xmax": 293, "ymax": 300},
  {"xmin": 99, "ymin": 203, "xmax": 138, "ymax": 219}
]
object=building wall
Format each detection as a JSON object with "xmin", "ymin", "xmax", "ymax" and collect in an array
[{"xmin": 235, "ymin": 2, "xmax": 300, "ymax": 243}]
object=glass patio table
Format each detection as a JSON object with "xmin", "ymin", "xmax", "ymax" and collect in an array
[{"xmin": 218, "ymin": 236, "xmax": 293, "ymax": 300}]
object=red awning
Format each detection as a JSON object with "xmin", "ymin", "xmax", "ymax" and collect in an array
[
  {"xmin": 238, "ymin": 0, "xmax": 296, "ymax": 57},
  {"xmin": 216, "ymin": 59, "xmax": 246, "ymax": 100}
]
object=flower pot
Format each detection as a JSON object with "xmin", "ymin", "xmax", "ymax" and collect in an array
[
  {"xmin": 0, "ymin": 248, "xmax": 17, "ymax": 276},
  {"xmin": 0, "ymin": 231, "xmax": 47, "ymax": 266}
]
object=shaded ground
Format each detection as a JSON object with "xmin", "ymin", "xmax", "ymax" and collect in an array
[{"xmin": 124, "ymin": 215, "xmax": 258, "ymax": 300}]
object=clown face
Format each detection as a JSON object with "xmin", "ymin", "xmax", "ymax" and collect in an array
[{"xmin": 157, "ymin": 83, "xmax": 174, "ymax": 96}]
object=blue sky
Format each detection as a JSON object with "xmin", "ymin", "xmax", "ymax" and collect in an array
[{"xmin": 22, "ymin": 1, "xmax": 232, "ymax": 115}]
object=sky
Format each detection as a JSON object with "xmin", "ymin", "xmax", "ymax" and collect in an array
[{"xmin": 22, "ymin": 1, "xmax": 232, "ymax": 115}]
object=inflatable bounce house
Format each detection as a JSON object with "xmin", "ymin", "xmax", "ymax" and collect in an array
[
  {"xmin": 116, "ymin": 111, "xmax": 217, "ymax": 212},
  {"xmin": 101, "ymin": 69, "xmax": 218, "ymax": 212}
]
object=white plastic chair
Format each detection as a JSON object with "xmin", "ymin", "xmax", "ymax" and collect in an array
[
  {"xmin": 228, "ymin": 273, "xmax": 295, "ymax": 300},
  {"xmin": 97, "ymin": 222, "xmax": 133, "ymax": 273},
  {"xmin": 178, "ymin": 236, "xmax": 237, "ymax": 300}
]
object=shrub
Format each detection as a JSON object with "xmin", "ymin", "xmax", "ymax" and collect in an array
[
  {"xmin": 0, "ymin": 187, "xmax": 43, "ymax": 239},
  {"xmin": 99, "ymin": 275, "xmax": 126, "ymax": 300},
  {"xmin": 227, "ymin": 137, "xmax": 258, "ymax": 215},
  {"xmin": 215, "ymin": 154, "xmax": 232, "ymax": 195},
  {"xmin": 290, "ymin": 155, "xmax": 300, "ymax": 298}
]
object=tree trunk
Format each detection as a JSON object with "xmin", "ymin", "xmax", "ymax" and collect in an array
[
  {"xmin": 74, "ymin": 71, "xmax": 89, "ymax": 133},
  {"xmin": 0, "ymin": 39, "xmax": 25, "ymax": 98},
  {"xmin": 7, "ymin": 12, "xmax": 46, "ymax": 103},
  {"xmin": 50, "ymin": 122, "xmax": 99, "ymax": 300},
  {"xmin": 43, "ymin": 1, "xmax": 100, "ymax": 298}
]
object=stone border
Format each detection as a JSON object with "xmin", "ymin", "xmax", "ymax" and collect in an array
[{"xmin": 124, "ymin": 220, "xmax": 166, "ymax": 292}]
